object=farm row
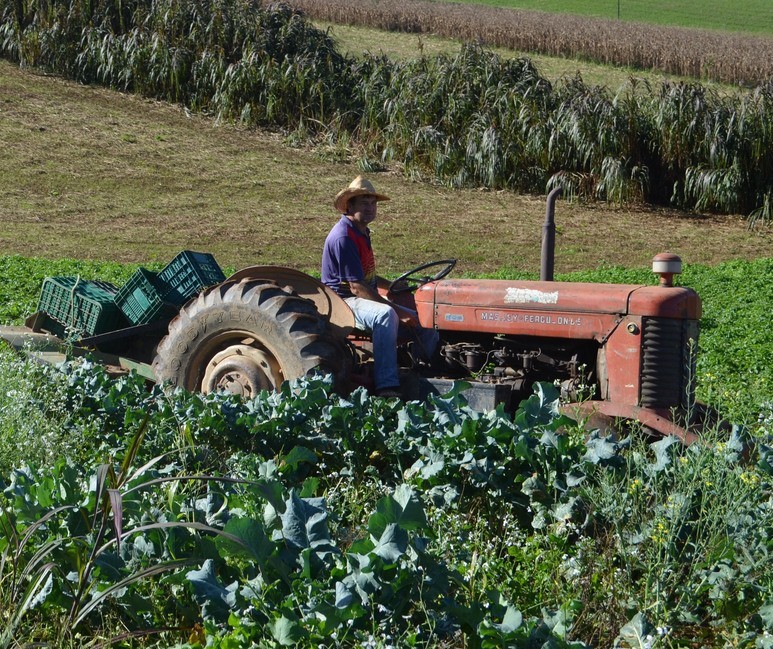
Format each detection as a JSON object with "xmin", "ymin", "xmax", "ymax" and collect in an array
[
  {"xmin": 285, "ymin": 0, "xmax": 773, "ymax": 86},
  {"xmin": 1, "ymin": 0, "xmax": 772, "ymax": 223}
]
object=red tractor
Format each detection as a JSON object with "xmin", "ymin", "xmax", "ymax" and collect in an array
[{"xmin": 148, "ymin": 190, "xmax": 704, "ymax": 443}]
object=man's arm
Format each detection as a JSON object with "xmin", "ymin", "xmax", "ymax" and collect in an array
[
  {"xmin": 348, "ymin": 279, "xmax": 384, "ymax": 302},
  {"xmin": 349, "ymin": 280, "xmax": 419, "ymax": 327}
]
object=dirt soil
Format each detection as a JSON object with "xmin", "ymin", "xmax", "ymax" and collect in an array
[{"xmin": 1, "ymin": 61, "xmax": 770, "ymax": 278}]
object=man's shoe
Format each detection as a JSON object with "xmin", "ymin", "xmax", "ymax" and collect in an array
[{"xmin": 375, "ymin": 386, "xmax": 402, "ymax": 398}]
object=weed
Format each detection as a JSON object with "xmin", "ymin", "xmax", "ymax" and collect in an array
[{"xmin": 0, "ymin": 346, "xmax": 80, "ymax": 475}]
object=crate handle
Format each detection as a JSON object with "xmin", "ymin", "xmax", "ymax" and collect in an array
[{"xmin": 68, "ymin": 275, "xmax": 81, "ymax": 333}]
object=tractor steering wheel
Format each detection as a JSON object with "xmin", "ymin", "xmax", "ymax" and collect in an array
[{"xmin": 388, "ymin": 259, "xmax": 457, "ymax": 294}]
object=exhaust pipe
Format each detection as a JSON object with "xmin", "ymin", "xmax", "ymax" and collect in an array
[{"xmin": 541, "ymin": 187, "xmax": 562, "ymax": 281}]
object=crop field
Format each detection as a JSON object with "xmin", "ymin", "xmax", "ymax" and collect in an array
[
  {"xmin": 315, "ymin": 22, "xmax": 737, "ymax": 92},
  {"xmin": 448, "ymin": 0, "xmax": 773, "ymax": 35},
  {"xmin": 3, "ymin": 1, "xmax": 773, "ymax": 224},
  {"xmin": 2, "ymin": 60, "xmax": 771, "ymax": 277},
  {"xmin": 285, "ymin": 0, "xmax": 773, "ymax": 85}
]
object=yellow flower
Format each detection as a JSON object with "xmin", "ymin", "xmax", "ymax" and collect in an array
[
  {"xmin": 650, "ymin": 521, "xmax": 669, "ymax": 545},
  {"xmin": 628, "ymin": 479, "xmax": 642, "ymax": 495},
  {"xmin": 189, "ymin": 624, "xmax": 206, "ymax": 646},
  {"xmin": 740, "ymin": 470, "xmax": 760, "ymax": 487}
]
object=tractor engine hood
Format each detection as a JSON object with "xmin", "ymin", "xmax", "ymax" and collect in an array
[{"xmin": 415, "ymin": 279, "xmax": 701, "ymax": 329}]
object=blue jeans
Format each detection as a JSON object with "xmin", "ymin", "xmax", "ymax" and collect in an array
[{"xmin": 344, "ymin": 297, "xmax": 439, "ymax": 390}]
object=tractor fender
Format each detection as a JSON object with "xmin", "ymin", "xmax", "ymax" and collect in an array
[{"xmin": 225, "ymin": 266, "xmax": 355, "ymax": 338}]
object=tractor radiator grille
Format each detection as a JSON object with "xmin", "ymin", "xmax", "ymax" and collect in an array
[{"xmin": 640, "ymin": 317, "xmax": 699, "ymax": 410}]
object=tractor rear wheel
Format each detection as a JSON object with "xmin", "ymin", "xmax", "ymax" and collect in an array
[{"xmin": 152, "ymin": 279, "xmax": 349, "ymax": 396}]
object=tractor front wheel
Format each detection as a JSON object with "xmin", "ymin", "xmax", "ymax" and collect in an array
[{"xmin": 152, "ymin": 279, "xmax": 348, "ymax": 396}]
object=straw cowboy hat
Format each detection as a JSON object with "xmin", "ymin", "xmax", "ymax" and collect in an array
[{"xmin": 334, "ymin": 176, "xmax": 390, "ymax": 213}]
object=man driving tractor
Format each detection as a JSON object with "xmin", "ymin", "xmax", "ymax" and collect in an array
[{"xmin": 321, "ymin": 176, "xmax": 439, "ymax": 397}]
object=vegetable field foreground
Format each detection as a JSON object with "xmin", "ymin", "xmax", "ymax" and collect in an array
[
  {"xmin": 1, "ymin": 361, "xmax": 772, "ymax": 648},
  {"xmin": 0, "ymin": 255, "xmax": 772, "ymax": 647}
]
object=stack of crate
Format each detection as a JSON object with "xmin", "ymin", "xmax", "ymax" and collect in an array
[
  {"xmin": 114, "ymin": 251, "xmax": 226, "ymax": 325},
  {"xmin": 37, "ymin": 277, "xmax": 127, "ymax": 338},
  {"xmin": 37, "ymin": 251, "xmax": 226, "ymax": 337}
]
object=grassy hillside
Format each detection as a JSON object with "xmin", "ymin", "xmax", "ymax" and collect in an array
[{"xmin": 451, "ymin": 0, "xmax": 773, "ymax": 34}]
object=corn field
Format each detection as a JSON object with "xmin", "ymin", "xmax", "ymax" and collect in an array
[
  {"xmin": 1, "ymin": 0, "xmax": 771, "ymax": 224},
  {"xmin": 287, "ymin": 0, "xmax": 773, "ymax": 88}
]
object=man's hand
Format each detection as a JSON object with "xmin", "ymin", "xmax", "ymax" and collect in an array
[{"xmin": 349, "ymin": 280, "xmax": 384, "ymax": 302}]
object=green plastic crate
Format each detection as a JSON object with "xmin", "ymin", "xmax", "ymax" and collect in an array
[
  {"xmin": 114, "ymin": 268, "xmax": 179, "ymax": 325},
  {"xmin": 159, "ymin": 250, "xmax": 226, "ymax": 305},
  {"xmin": 37, "ymin": 277, "xmax": 127, "ymax": 337}
]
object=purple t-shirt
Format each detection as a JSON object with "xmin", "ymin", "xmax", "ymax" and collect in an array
[{"xmin": 322, "ymin": 216, "xmax": 377, "ymax": 298}]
